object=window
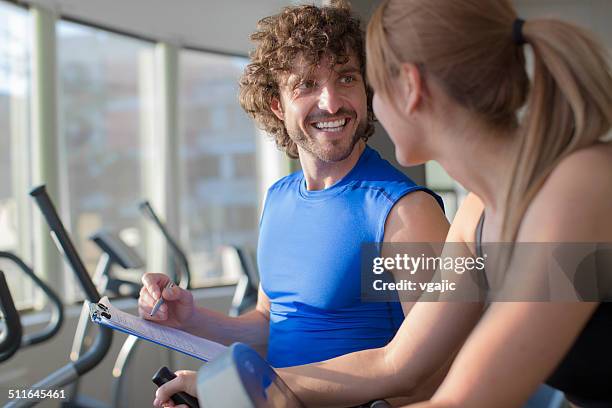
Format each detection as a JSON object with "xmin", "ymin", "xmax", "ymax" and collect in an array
[
  {"xmin": 179, "ymin": 51, "xmax": 259, "ymax": 286},
  {"xmin": 57, "ymin": 21, "xmax": 153, "ymax": 300},
  {"xmin": 1, "ymin": 6, "xmax": 266, "ymax": 301},
  {"xmin": 0, "ymin": 1, "xmax": 34, "ymax": 310}
]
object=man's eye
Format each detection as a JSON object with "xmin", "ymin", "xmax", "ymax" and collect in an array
[
  {"xmin": 340, "ymin": 75, "xmax": 356, "ymax": 84},
  {"xmin": 298, "ymin": 80, "xmax": 317, "ymax": 90}
]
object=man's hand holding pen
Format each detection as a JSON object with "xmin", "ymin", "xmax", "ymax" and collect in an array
[{"xmin": 139, "ymin": 273, "xmax": 195, "ymax": 330}]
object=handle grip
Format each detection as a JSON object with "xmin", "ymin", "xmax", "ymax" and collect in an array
[{"xmin": 152, "ymin": 366, "xmax": 200, "ymax": 408}]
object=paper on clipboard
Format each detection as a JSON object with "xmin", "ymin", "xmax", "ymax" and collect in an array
[{"xmin": 89, "ymin": 296, "xmax": 227, "ymax": 362}]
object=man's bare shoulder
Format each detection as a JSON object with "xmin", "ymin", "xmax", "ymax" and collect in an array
[
  {"xmin": 384, "ymin": 190, "xmax": 449, "ymax": 243},
  {"xmin": 393, "ymin": 190, "xmax": 443, "ymax": 211}
]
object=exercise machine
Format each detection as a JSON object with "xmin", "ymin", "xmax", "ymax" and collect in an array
[
  {"xmin": 65, "ymin": 229, "xmax": 145, "ymax": 407},
  {"xmin": 0, "ymin": 251, "xmax": 64, "ymax": 360},
  {"xmin": 5, "ymin": 185, "xmax": 113, "ymax": 408},
  {"xmin": 90, "ymin": 229, "xmax": 144, "ymax": 298},
  {"xmin": 151, "ymin": 342, "xmax": 393, "ymax": 408},
  {"xmin": 0, "ymin": 270, "xmax": 22, "ymax": 363},
  {"xmin": 195, "ymin": 343, "xmax": 304, "ymax": 408},
  {"xmin": 192, "ymin": 343, "xmax": 391, "ymax": 408},
  {"xmin": 139, "ymin": 200, "xmax": 190, "ymax": 289},
  {"xmin": 91, "ymin": 230, "xmax": 146, "ymax": 408},
  {"xmin": 228, "ymin": 246, "xmax": 259, "ymax": 317},
  {"xmin": 139, "ymin": 200, "xmax": 259, "ymax": 315}
]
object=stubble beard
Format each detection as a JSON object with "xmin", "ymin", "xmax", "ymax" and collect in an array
[{"xmin": 287, "ymin": 118, "xmax": 368, "ymax": 163}]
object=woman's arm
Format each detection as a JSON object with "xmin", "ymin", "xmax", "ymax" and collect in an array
[{"xmin": 415, "ymin": 302, "xmax": 598, "ymax": 408}]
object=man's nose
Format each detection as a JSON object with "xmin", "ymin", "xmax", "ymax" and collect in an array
[{"xmin": 317, "ymin": 85, "xmax": 342, "ymax": 114}]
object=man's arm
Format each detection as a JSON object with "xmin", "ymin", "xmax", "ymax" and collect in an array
[
  {"xmin": 382, "ymin": 191, "xmax": 450, "ymax": 315},
  {"xmin": 140, "ymin": 275, "xmax": 271, "ymax": 354},
  {"xmin": 183, "ymin": 286, "xmax": 271, "ymax": 354}
]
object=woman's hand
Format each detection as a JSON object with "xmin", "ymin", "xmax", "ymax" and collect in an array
[{"xmin": 153, "ymin": 370, "xmax": 197, "ymax": 408}]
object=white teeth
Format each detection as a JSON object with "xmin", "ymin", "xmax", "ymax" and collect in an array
[{"xmin": 314, "ymin": 118, "xmax": 347, "ymax": 129}]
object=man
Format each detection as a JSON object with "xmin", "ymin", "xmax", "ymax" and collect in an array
[{"xmin": 147, "ymin": 2, "xmax": 448, "ymax": 405}]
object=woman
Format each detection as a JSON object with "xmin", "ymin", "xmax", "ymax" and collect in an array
[{"xmin": 154, "ymin": 0, "xmax": 612, "ymax": 406}]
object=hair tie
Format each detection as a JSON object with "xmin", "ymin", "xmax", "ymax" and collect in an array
[{"xmin": 512, "ymin": 18, "xmax": 526, "ymax": 46}]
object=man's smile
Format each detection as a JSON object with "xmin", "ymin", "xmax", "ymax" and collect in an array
[{"xmin": 309, "ymin": 116, "xmax": 352, "ymax": 134}]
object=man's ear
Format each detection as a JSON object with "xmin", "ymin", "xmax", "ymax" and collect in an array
[
  {"xmin": 398, "ymin": 63, "xmax": 424, "ymax": 115},
  {"xmin": 271, "ymin": 97, "xmax": 284, "ymax": 121}
]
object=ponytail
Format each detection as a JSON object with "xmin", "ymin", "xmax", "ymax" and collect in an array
[{"xmin": 501, "ymin": 19, "xmax": 612, "ymax": 243}]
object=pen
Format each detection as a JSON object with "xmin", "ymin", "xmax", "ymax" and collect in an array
[{"xmin": 150, "ymin": 281, "xmax": 173, "ymax": 317}]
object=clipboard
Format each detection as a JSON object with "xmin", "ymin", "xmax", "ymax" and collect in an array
[{"xmin": 89, "ymin": 297, "xmax": 227, "ymax": 362}]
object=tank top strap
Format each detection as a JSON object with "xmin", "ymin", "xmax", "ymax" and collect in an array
[
  {"xmin": 474, "ymin": 211, "xmax": 489, "ymax": 291},
  {"xmin": 475, "ymin": 211, "xmax": 485, "ymax": 259}
]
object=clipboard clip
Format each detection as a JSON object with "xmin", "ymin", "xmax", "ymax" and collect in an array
[{"xmin": 89, "ymin": 301, "xmax": 111, "ymax": 322}]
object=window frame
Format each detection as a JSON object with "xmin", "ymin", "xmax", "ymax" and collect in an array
[{"xmin": 0, "ymin": 0, "xmax": 281, "ymax": 311}]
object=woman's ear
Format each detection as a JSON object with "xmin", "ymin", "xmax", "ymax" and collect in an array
[
  {"xmin": 271, "ymin": 97, "xmax": 284, "ymax": 121},
  {"xmin": 398, "ymin": 63, "xmax": 423, "ymax": 115}
]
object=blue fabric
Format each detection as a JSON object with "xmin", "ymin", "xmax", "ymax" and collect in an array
[{"xmin": 258, "ymin": 146, "xmax": 444, "ymax": 368}]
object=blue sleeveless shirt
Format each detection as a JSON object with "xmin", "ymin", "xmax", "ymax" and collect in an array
[{"xmin": 258, "ymin": 146, "xmax": 443, "ymax": 367}]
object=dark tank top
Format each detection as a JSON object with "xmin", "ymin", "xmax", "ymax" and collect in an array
[{"xmin": 475, "ymin": 213, "xmax": 612, "ymax": 407}]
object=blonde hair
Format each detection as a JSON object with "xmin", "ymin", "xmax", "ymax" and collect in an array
[{"xmin": 367, "ymin": 0, "xmax": 612, "ymax": 244}]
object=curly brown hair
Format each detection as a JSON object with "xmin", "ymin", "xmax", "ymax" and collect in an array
[{"xmin": 239, "ymin": 1, "xmax": 375, "ymax": 159}]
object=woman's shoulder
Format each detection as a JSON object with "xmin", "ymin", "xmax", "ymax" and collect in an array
[
  {"xmin": 553, "ymin": 142, "xmax": 612, "ymax": 183},
  {"xmin": 520, "ymin": 143, "xmax": 612, "ymax": 241},
  {"xmin": 532, "ymin": 143, "xmax": 612, "ymax": 212}
]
